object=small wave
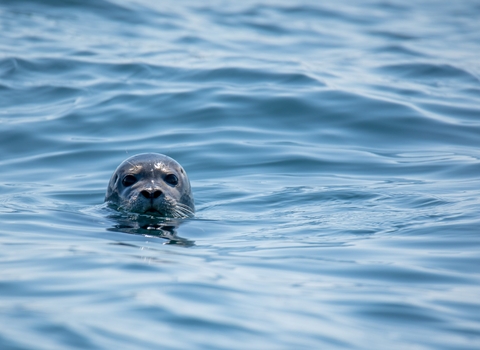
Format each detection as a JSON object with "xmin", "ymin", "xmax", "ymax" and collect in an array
[{"xmin": 376, "ymin": 62, "xmax": 480, "ymax": 84}]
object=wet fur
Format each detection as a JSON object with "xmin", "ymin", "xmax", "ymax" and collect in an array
[{"xmin": 105, "ymin": 153, "xmax": 194, "ymax": 218}]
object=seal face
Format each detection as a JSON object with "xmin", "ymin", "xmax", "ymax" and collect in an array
[{"xmin": 105, "ymin": 153, "xmax": 194, "ymax": 218}]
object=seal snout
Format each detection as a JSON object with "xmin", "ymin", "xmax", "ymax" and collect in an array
[{"xmin": 140, "ymin": 189, "xmax": 162, "ymax": 199}]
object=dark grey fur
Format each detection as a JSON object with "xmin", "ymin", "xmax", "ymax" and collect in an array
[{"xmin": 105, "ymin": 153, "xmax": 194, "ymax": 218}]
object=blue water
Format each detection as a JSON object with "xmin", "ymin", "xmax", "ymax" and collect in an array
[{"xmin": 1, "ymin": 0, "xmax": 480, "ymax": 349}]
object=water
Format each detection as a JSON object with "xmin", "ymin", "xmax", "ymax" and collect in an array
[{"xmin": 1, "ymin": 0, "xmax": 480, "ymax": 348}]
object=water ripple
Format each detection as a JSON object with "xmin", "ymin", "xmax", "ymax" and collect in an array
[{"xmin": 1, "ymin": 0, "xmax": 480, "ymax": 349}]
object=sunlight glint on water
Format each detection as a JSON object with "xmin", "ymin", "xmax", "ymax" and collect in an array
[{"xmin": 1, "ymin": 0, "xmax": 480, "ymax": 349}]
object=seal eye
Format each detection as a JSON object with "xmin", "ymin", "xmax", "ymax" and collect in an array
[
  {"xmin": 165, "ymin": 174, "xmax": 178, "ymax": 186},
  {"xmin": 122, "ymin": 175, "xmax": 137, "ymax": 187}
]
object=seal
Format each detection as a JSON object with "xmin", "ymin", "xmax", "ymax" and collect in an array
[{"xmin": 105, "ymin": 153, "xmax": 194, "ymax": 218}]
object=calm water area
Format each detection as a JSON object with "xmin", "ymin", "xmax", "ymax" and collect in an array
[{"xmin": 1, "ymin": 0, "xmax": 480, "ymax": 349}]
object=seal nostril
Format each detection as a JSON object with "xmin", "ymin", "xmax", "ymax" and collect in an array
[{"xmin": 140, "ymin": 190, "xmax": 162, "ymax": 199}]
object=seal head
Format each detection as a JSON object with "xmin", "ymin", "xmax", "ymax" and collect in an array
[{"xmin": 105, "ymin": 153, "xmax": 194, "ymax": 218}]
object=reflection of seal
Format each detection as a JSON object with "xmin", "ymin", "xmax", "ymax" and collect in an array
[
  {"xmin": 105, "ymin": 153, "xmax": 194, "ymax": 218},
  {"xmin": 107, "ymin": 213, "xmax": 195, "ymax": 247}
]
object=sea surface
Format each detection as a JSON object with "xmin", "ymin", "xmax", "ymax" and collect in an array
[{"xmin": 1, "ymin": 0, "xmax": 480, "ymax": 349}]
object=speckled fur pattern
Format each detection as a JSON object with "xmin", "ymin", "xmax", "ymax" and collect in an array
[{"xmin": 105, "ymin": 153, "xmax": 194, "ymax": 218}]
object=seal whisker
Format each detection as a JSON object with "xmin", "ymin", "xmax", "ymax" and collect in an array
[
  {"xmin": 170, "ymin": 203, "xmax": 194, "ymax": 218},
  {"xmin": 176, "ymin": 202, "xmax": 195, "ymax": 212}
]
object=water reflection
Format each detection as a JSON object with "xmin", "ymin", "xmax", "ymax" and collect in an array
[{"xmin": 106, "ymin": 212, "xmax": 195, "ymax": 247}]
